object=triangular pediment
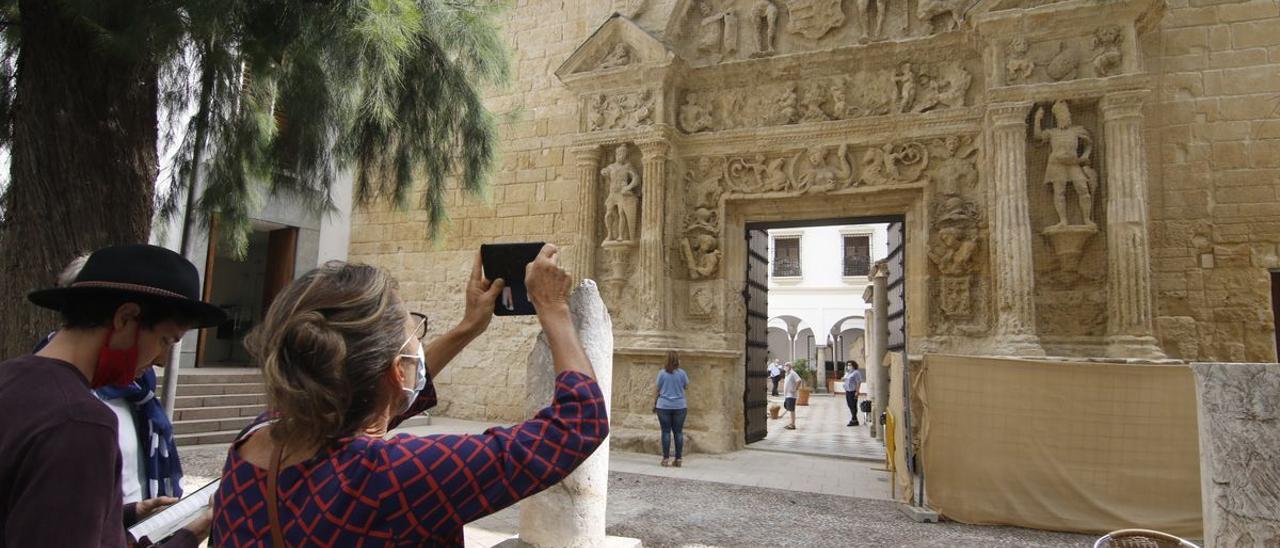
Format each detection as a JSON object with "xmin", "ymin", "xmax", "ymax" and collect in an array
[{"xmin": 556, "ymin": 14, "xmax": 674, "ymax": 81}]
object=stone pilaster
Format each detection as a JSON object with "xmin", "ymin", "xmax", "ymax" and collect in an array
[
  {"xmin": 988, "ymin": 102, "xmax": 1045, "ymax": 356},
  {"xmin": 1101, "ymin": 92, "xmax": 1165, "ymax": 359},
  {"xmin": 637, "ymin": 140, "xmax": 670, "ymax": 331},
  {"xmin": 570, "ymin": 146, "xmax": 603, "ymax": 281}
]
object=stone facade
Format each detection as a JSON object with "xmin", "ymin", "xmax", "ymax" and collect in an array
[{"xmin": 350, "ymin": 0, "xmax": 1280, "ymax": 452}]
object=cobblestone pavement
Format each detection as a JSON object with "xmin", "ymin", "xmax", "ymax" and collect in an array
[
  {"xmin": 749, "ymin": 391, "xmax": 887, "ymax": 462},
  {"xmin": 183, "ymin": 443, "xmax": 1093, "ymax": 547},
  {"xmin": 468, "ymin": 472, "xmax": 1096, "ymax": 548}
]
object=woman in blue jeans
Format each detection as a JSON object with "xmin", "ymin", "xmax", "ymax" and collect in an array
[{"xmin": 653, "ymin": 351, "xmax": 690, "ymax": 467}]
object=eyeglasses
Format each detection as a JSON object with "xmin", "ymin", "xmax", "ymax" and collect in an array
[{"xmin": 398, "ymin": 312, "xmax": 429, "ymax": 353}]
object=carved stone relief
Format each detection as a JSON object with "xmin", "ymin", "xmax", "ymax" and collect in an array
[
  {"xmin": 676, "ymin": 0, "xmax": 978, "ymax": 64},
  {"xmin": 587, "ymin": 90, "xmax": 655, "ymax": 132},
  {"xmin": 925, "ymin": 135, "xmax": 987, "ymax": 333},
  {"xmin": 678, "ymin": 61, "xmax": 973, "ymax": 135},
  {"xmin": 1191, "ymin": 363, "xmax": 1280, "ymax": 548},
  {"xmin": 681, "ymin": 157, "xmax": 726, "ymax": 281},
  {"xmin": 1003, "ymin": 28, "xmax": 1127, "ymax": 85},
  {"xmin": 783, "ymin": 0, "xmax": 846, "ymax": 40},
  {"xmin": 603, "ymin": 143, "xmax": 643, "ymax": 245},
  {"xmin": 597, "ymin": 43, "xmax": 634, "ymax": 70}
]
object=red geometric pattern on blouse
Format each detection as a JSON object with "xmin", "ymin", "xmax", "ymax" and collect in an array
[{"xmin": 210, "ymin": 371, "xmax": 607, "ymax": 547}]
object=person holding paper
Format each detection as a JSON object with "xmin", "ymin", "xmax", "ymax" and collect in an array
[
  {"xmin": 0, "ymin": 245, "xmax": 226, "ymax": 547},
  {"xmin": 211, "ymin": 245, "xmax": 609, "ymax": 546}
]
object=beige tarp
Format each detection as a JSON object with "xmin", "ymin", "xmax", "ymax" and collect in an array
[{"xmin": 920, "ymin": 354, "xmax": 1202, "ymax": 537}]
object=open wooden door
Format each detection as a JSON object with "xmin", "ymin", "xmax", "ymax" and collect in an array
[
  {"xmin": 262, "ymin": 227, "xmax": 299, "ymax": 311},
  {"xmin": 744, "ymin": 227, "xmax": 770, "ymax": 444}
]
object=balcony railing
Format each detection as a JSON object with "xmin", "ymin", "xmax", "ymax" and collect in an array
[
  {"xmin": 772, "ymin": 259, "xmax": 802, "ymax": 277},
  {"xmin": 843, "ymin": 256, "xmax": 871, "ymax": 277}
]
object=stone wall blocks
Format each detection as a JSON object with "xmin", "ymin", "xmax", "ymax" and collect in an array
[
  {"xmin": 1193, "ymin": 120, "xmax": 1251, "ymax": 141},
  {"xmin": 1163, "ymin": 27, "xmax": 1210, "ymax": 56},
  {"xmin": 1210, "ymin": 141, "xmax": 1249, "ymax": 167},
  {"xmin": 1230, "ymin": 18, "xmax": 1280, "ymax": 49},
  {"xmin": 1166, "ymin": 6, "xmax": 1221, "ymax": 28},
  {"xmin": 1215, "ymin": 54, "xmax": 1279, "ymax": 82},
  {"xmin": 1218, "ymin": 0, "xmax": 1280, "ymax": 22},
  {"xmin": 1248, "ymin": 140, "xmax": 1280, "ymax": 168},
  {"xmin": 1207, "ymin": 24, "xmax": 1233, "ymax": 51}
]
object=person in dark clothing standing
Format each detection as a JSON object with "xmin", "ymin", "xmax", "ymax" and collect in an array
[
  {"xmin": 0, "ymin": 245, "xmax": 227, "ymax": 547},
  {"xmin": 842, "ymin": 361, "xmax": 866, "ymax": 427}
]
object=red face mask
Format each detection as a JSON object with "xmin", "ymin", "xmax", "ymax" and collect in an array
[{"xmin": 91, "ymin": 326, "xmax": 139, "ymax": 388}]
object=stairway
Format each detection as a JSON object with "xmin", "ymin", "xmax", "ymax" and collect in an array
[{"xmin": 169, "ymin": 367, "xmax": 431, "ymax": 447}]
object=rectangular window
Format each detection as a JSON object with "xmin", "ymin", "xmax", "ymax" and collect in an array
[
  {"xmin": 773, "ymin": 237, "xmax": 802, "ymax": 277},
  {"xmin": 843, "ymin": 235, "xmax": 871, "ymax": 277}
]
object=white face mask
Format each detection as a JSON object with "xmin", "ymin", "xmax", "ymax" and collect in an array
[{"xmin": 396, "ymin": 342, "xmax": 427, "ymax": 416}]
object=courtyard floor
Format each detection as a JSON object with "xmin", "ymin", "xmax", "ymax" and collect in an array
[
  {"xmin": 178, "ymin": 413, "xmax": 1095, "ymax": 547},
  {"xmin": 749, "ymin": 390, "xmax": 887, "ymax": 462}
]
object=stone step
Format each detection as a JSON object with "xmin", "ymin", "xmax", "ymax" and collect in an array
[
  {"xmin": 173, "ymin": 383, "xmax": 263, "ymax": 396},
  {"xmin": 173, "ymin": 404, "xmax": 267, "ymax": 422},
  {"xmin": 175, "ymin": 415, "xmax": 433, "ymax": 448},
  {"xmin": 175, "ymin": 371, "xmax": 262, "ymax": 385},
  {"xmin": 175, "ymin": 393, "xmax": 267, "ymax": 409},
  {"xmin": 174, "ymin": 417, "xmax": 262, "ymax": 436}
]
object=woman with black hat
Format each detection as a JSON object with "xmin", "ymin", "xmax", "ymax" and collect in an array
[{"xmin": 0, "ymin": 244, "xmax": 227, "ymax": 547}]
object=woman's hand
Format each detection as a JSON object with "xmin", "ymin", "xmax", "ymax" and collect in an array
[
  {"xmin": 525, "ymin": 244, "xmax": 572, "ymax": 315},
  {"xmin": 460, "ymin": 253, "xmax": 505, "ymax": 336}
]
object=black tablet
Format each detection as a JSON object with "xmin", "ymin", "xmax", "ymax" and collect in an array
[{"xmin": 480, "ymin": 242, "xmax": 545, "ymax": 316}]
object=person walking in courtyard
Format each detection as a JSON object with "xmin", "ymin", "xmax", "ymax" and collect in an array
[
  {"xmin": 769, "ymin": 359, "xmax": 783, "ymax": 396},
  {"xmin": 842, "ymin": 361, "xmax": 866, "ymax": 427},
  {"xmin": 654, "ymin": 350, "xmax": 690, "ymax": 467},
  {"xmin": 782, "ymin": 362, "xmax": 802, "ymax": 430},
  {"xmin": 0, "ymin": 244, "xmax": 225, "ymax": 546},
  {"xmin": 210, "ymin": 245, "xmax": 609, "ymax": 545}
]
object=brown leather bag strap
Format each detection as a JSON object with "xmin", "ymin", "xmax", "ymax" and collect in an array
[{"xmin": 266, "ymin": 444, "xmax": 286, "ymax": 547}]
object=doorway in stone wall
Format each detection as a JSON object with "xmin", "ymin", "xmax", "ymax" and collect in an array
[{"xmin": 743, "ymin": 216, "xmax": 901, "ymax": 462}]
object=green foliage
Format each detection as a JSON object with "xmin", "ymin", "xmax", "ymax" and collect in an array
[
  {"xmin": 792, "ymin": 358, "xmax": 815, "ymax": 389},
  {"xmin": 0, "ymin": 0, "xmax": 511, "ymax": 255}
]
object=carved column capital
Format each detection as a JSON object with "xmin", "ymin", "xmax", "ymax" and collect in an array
[
  {"xmin": 636, "ymin": 140, "xmax": 671, "ymax": 162},
  {"xmin": 1099, "ymin": 90, "xmax": 1150, "ymax": 121},
  {"xmin": 571, "ymin": 145, "xmax": 603, "ymax": 166},
  {"xmin": 989, "ymin": 102, "xmax": 1033, "ymax": 128}
]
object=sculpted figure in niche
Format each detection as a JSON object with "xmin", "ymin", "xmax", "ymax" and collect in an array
[
  {"xmin": 602, "ymin": 144, "xmax": 643, "ymax": 243},
  {"xmin": 1006, "ymin": 38, "xmax": 1035, "ymax": 82},
  {"xmin": 697, "ymin": 1, "xmax": 737, "ymax": 58},
  {"xmin": 750, "ymin": 0, "xmax": 779, "ymax": 57},
  {"xmin": 1092, "ymin": 26, "xmax": 1123, "ymax": 77},
  {"xmin": 682, "ymin": 234, "xmax": 722, "ymax": 280},
  {"xmin": 1034, "ymin": 101, "xmax": 1097, "ymax": 228},
  {"xmin": 856, "ymin": 0, "xmax": 886, "ymax": 42},
  {"xmin": 680, "ymin": 92, "xmax": 714, "ymax": 133},
  {"xmin": 598, "ymin": 43, "xmax": 632, "ymax": 70},
  {"xmin": 894, "ymin": 63, "xmax": 917, "ymax": 114}
]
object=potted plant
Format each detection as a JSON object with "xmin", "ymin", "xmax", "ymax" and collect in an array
[{"xmin": 792, "ymin": 359, "xmax": 814, "ymax": 406}]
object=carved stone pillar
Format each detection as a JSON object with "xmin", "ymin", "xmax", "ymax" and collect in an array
[
  {"xmin": 870, "ymin": 263, "xmax": 890, "ymax": 440},
  {"xmin": 570, "ymin": 146, "xmax": 603, "ymax": 281},
  {"xmin": 1101, "ymin": 92, "xmax": 1165, "ymax": 359},
  {"xmin": 637, "ymin": 140, "xmax": 670, "ymax": 331},
  {"xmin": 988, "ymin": 102, "xmax": 1044, "ymax": 356}
]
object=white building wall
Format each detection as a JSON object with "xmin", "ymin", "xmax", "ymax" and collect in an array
[{"xmin": 767, "ymin": 224, "xmax": 889, "ymax": 361}]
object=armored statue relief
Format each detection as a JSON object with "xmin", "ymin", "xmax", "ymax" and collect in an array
[
  {"xmin": 1034, "ymin": 101, "xmax": 1097, "ymax": 228},
  {"xmin": 602, "ymin": 144, "xmax": 643, "ymax": 243},
  {"xmin": 750, "ymin": 0, "xmax": 779, "ymax": 57}
]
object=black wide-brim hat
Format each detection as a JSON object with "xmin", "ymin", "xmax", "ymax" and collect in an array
[{"xmin": 28, "ymin": 244, "xmax": 228, "ymax": 328}]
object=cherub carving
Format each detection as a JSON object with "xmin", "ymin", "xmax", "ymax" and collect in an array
[
  {"xmin": 894, "ymin": 62, "xmax": 917, "ymax": 114},
  {"xmin": 1006, "ymin": 38, "xmax": 1035, "ymax": 82},
  {"xmin": 682, "ymin": 234, "xmax": 722, "ymax": 280},
  {"xmin": 1092, "ymin": 26, "xmax": 1123, "ymax": 77},
  {"xmin": 588, "ymin": 94, "xmax": 607, "ymax": 131},
  {"xmin": 598, "ymin": 43, "xmax": 632, "ymax": 70},
  {"xmin": 679, "ymin": 92, "xmax": 714, "ymax": 133},
  {"xmin": 800, "ymin": 85, "xmax": 830, "ymax": 123},
  {"xmin": 777, "ymin": 83, "xmax": 799, "ymax": 125},
  {"xmin": 929, "ymin": 226, "xmax": 979, "ymax": 276},
  {"xmin": 932, "ymin": 136, "xmax": 979, "ymax": 195}
]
